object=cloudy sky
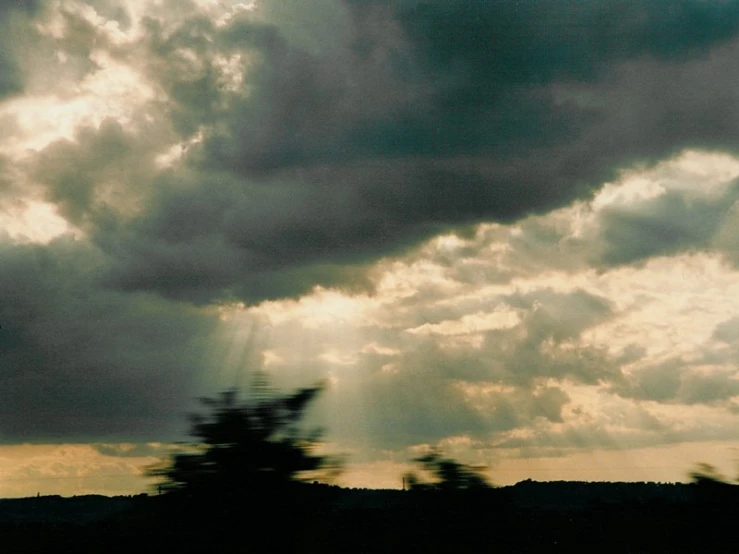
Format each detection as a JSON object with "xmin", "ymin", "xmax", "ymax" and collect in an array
[{"xmin": 4, "ymin": 0, "xmax": 739, "ymax": 496}]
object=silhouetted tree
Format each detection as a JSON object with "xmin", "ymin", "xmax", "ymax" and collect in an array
[
  {"xmin": 404, "ymin": 451, "xmax": 492, "ymax": 491},
  {"xmin": 688, "ymin": 463, "xmax": 729, "ymax": 485},
  {"xmin": 151, "ymin": 378, "xmax": 339, "ymax": 498}
]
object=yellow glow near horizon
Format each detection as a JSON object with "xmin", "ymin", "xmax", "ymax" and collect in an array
[{"xmin": 0, "ymin": 444, "xmax": 159, "ymax": 498}]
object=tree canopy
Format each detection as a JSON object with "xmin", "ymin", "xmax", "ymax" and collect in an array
[
  {"xmin": 151, "ymin": 379, "xmax": 338, "ymax": 497},
  {"xmin": 404, "ymin": 451, "xmax": 493, "ymax": 491}
]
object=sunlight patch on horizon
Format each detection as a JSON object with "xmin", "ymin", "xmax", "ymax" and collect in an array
[
  {"xmin": 491, "ymin": 441, "xmax": 739, "ymax": 485},
  {"xmin": 0, "ymin": 443, "xmax": 159, "ymax": 498}
]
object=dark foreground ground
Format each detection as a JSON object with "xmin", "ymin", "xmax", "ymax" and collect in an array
[{"xmin": 1, "ymin": 480, "xmax": 737, "ymax": 553}]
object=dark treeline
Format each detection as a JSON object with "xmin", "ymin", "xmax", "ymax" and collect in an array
[
  {"xmin": 2, "ymin": 481, "xmax": 739, "ymax": 553},
  {"xmin": 3, "ymin": 383, "xmax": 738, "ymax": 552}
]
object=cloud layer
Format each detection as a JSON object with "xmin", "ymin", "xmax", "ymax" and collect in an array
[{"xmin": 2, "ymin": 0, "xmax": 739, "ymax": 490}]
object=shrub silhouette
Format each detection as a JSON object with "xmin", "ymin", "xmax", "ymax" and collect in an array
[
  {"xmin": 404, "ymin": 450, "xmax": 492, "ymax": 491},
  {"xmin": 688, "ymin": 462, "xmax": 730, "ymax": 486},
  {"xmin": 151, "ymin": 379, "xmax": 337, "ymax": 498}
]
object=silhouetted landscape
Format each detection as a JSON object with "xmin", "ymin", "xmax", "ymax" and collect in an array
[
  {"xmin": 3, "ymin": 384, "xmax": 738, "ymax": 553},
  {"xmin": 2, "ymin": 479, "xmax": 738, "ymax": 553}
]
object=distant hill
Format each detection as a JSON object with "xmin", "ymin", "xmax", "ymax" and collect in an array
[
  {"xmin": 0, "ymin": 481, "xmax": 736, "ymax": 553},
  {"xmin": 0, "ymin": 494, "xmax": 146, "ymax": 525}
]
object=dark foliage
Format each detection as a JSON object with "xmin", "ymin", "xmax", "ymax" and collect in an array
[
  {"xmin": 404, "ymin": 450, "xmax": 492, "ymax": 491},
  {"xmin": 150, "ymin": 379, "xmax": 338, "ymax": 498},
  {"xmin": 6, "ymin": 482, "xmax": 739, "ymax": 554},
  {"xmin": 688, "ymin": 462, "xmax": 730, "ymax": 485}
]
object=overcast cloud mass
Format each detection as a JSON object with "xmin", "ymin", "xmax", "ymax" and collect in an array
[{"xmin": 4, "ymin": 0, "xmax": 739, "ymax": 495}]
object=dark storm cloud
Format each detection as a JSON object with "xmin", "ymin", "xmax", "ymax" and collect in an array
[
  {"xmin": 0, "ymin": 237, "xmax": 219, "ymax": 442},
  {"xmin": 0, "ymin": 0, "xmax": 40, "ymax": 11},
  {"xmin": 94, "ymin": 172, "xmax": 379, "ymax": 302},
  {"xmin": 38, "ymin": 0, "xmax": 739, "ymax": 304},
  {"xmin": 0, "ymin": 0, "xmax": 42, "ymax": 98}
]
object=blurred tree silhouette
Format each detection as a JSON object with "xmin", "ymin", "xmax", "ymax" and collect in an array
[
  {"xmin": 404, "ymin": 451, "xmax": 492, "ymax": 491},
  {"xmin": 687, "ymin": 462, "xmax": 736, "ymax": 506},
  {"xmin": 688, "ymin": 462, "xmax": 729, "ymax": 485},
  {"xmin": 151, "ymin": 378, "xmax": 339, "ymax": 497}
]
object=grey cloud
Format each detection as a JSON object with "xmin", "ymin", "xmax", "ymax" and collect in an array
[
  {"xmin": 385, "ymin": 0, "xmax": 739, "ymax": 85},
  {"xmin": 501, "ymin": 218, "xmax": 590, "ymax": 277},
  {"xmin": 712, "ymin": 203, "xmax": 739, "ymax": 268},
  {"xmin": 470, "ymin": 386, "xmax": 571, "ymax": 427},
  {"xmin": 506, "ymin": 289, "xmax": 613, "ymax": 345},
  {"xmin": 712, "ymin": 316, "xmax": 739, "ymax": 344},
  {"xmin": 0, "ymin": 155, "xmax": 16, "ymax": 197},
  {"xmin": 0, "ymin": 5, "xmax": 110, "ymax": 113},
  {"xmin": 498, "ymin": 402, "xmax": 739, "ymax": 456},
  {"xmin": 0, "ymin": 51, "xmax": 24, "ymax": 98},
  {"xmin": 614, "ymin": 356, "xmax": 739, "ymax": 407},
  {"xmin": 595, "ymin": 185, "xmax": 739, "ymax": 267},
  {"xmin": 355, "ymin": 362, "xmax": 572, "ymax": 450},
  {"xmin": 321, "ymin": 289, "xmax": 618, "ymax": 450},
  {"xmin": 496, "ymin": 399, "xmax": 667, "ymax": 454},
  {"xmin": 360, "ymin": 367, "xmax": 490, "ymax": 449},
  {"xmin": 80, "ymin": 0, "xmax": 132, "ymax": 30},
  {"xmin": 341, "ymin": 0, "xmax": 739, "ymax": 168},
  {"xmin": 609, "ymin": 314, "xmax": 739, "ymax": 407},
  {"xmin": 91, "ymin": 442, "xmax": 170, "ymax": 458},
  {"xmin": 497, "ymin": 416, "xmax": 666, "ymax": 454},
  {"xmin": 0, "ymin": 1, "xmax": 41, "ymax": 12},
  {"xmin": 679, "ymin": 369, "xmax": 739, "ymax": 405},
  {"xmin": 0, "ymin": 237, "xmax": 219, "ymax": 442},
  {"xmin": 0, "ymin": 0, "xmax": 42, "ymax": 98},
  {"xmin": 35, "ymin": 121, "xmax": 139, "ymax": 225},
  {"xmin": 619, "ymin": 360, "xmax": 683, "ymax": 403},
  {"xmin": 402, "ymin": 288, "xmax": 618, "ymax": 385},
  {"xmin": 62, "ymin": 0, "xmax": 739, "ymax": 303},
  {"xmin": 531, "ymin": 387, "xmax": 571, "ymax": 423},
  {"xmin": 472, "ymin": 289, "xmax": 620, "ymax": 387}
]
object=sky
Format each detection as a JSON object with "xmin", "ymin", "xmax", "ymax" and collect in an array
[{"xmin": 3, "ymin": 0, "xmax": 739, "ymax": 497}]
